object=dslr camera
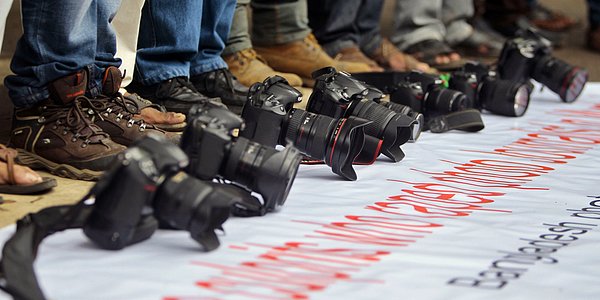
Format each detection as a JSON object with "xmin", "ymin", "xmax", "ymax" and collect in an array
[
  {"xmin": 497, "ymin": 28, "xmax": 588, "ymax": 103},
  {"xmin": 388, "ymin": 71, "xmax": 470, "ymax": 115},
  {"xmin": 306, "ymin": 67, "xmax": 416, "ymax": 163},
  {"xmin": 449, "ymin": 62, "xmax": 532, "ymax": 117},
  {"xmin": 83, "ymin": 134, "xmax": 237, "ymax": 251},
  {"xmin": 180, "ymin": 101, "xmax": 302, "ymax": 212},
  {"xmin": 241, "ymin": 76, "xmax": 371, "ymax": 181}
]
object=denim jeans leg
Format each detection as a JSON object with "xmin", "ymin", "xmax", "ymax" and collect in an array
[
  {"xmin": 390, "ymin": 0, "xmax": 445, "ymax": 51},
  {"xmin": 133, "ymin": 0, "xmax": 203, "ymax": 86},
  {"xmin": 307, "ymin": 0, "xmax": 361, "ymax": 57},
  {"xmin": 189, "ymin": 0, "xmax": 235, "ymax": 75},
  {"xmin": 4, "ymin": 0, "xmax": 97, "ymax": 108},
  {"xmin": 223, "ymin": 0, "xmax": 252, "ymax": 56},
  {"xmin": 252, "ymin": 0, "xmax": 312, "ymax": 46},
  {"xmin": 589, "ymin": 0, "xmax": 600, "ymax": 28},
  {"xmin": 92, "ymin": 0, "xmax": 123, "ymax": 96},
  {"xmin": 356, "ymin": 0, "xmax": 384, "ymax": 56}
]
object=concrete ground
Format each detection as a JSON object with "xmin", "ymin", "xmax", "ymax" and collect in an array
[{"xmin": 0, "ymin": 0, "xmax": 598, "ymax": 227}]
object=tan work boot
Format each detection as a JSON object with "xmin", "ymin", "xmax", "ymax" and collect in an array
[
  {"xmin": 255, "ymin": 34, "xmax": 372, "ymax": 86},
  {"xmin": 335, "ymin": 46, "xmax": 384, "ymax": 72},
  {"xmin": 224, "ymin": 48, "xmax": 303, "ymax": 87},
  {"xmin": 10, "ymin": 71, "xmax": 126, "ymax": 180}
]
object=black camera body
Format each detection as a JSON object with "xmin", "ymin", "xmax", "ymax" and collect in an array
[
  {"xmin": 449, "ymin": 62, "xmax": 531, "ymax": 117},
  {"xmin": 241, "ymin": 76, "xmax": 371, "ymax": 181},
  {"xmin": 497, "ymin": 28, "xmax": 588, "ymax": 103},
  {"xmin": 181, "ymin": 101, "xmax": 302, "ymax": 212},
  {"xmin": 83, "ymin": 134, "xmax": 233, "ymax": 251},
  {"xmin": 389, "ymin": 71, "xmax": 470, "ymax": 114},
  {"xmin": 307, "ymin": 67, "xmax": 416, "ymax": 163}
]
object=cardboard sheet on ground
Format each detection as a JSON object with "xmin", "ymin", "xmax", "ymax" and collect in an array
[{"xmin": 2, "ymin": 84, "xmax": 600, "ymax": 300}]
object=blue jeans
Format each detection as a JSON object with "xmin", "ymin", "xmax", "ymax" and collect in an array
[
  {"xmin": 590, "ymin": 0, "xmax": 600, "ymax": 28},
  {"xmin": 133, "ymin": 0, "xmax": 236, "ymax": 86},
  {"xmin": 4, "ymin": 0, "xmax": 122, "ymax": 108}
]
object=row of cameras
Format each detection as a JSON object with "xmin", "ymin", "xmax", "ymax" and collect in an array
[{"xmin": 82, "ymin": 29, "xmax": 588, "ymax": 251}]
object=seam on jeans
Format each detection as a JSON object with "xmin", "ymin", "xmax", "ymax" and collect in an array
[{"xmin": 140, "ymin": 70, "xmax": 189, "ymax": 86}]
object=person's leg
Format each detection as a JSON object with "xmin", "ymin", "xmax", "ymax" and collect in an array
[
  {"xmin": 92, "ymin": 0, "xmax": 122, "ymax": 97},
  {"xmin": 307, "ymin": 0, "xmax": 362, "ymax": 56},
  {"xmin": 390, "ymin": 0, "xmax": 445, "ymax": 51},
  {"xmin": 189, "ymin": 0, "xmax": 234, "ymax": 76},
  {"xmin": 222, "ymin": 0, "xmax": 251, "ymax": 57},
  {"xmin": 587, "ymin": 0, "xmax": 600, "ymax": 51},
  {"xmin": 222, "ymin": 0, "xmax": 303, "ymax": 87},
  {"xmin": 252, "ymin": 0, "xmax": 371, "ymax": 86},
  {"xmin": 189, "ymin": 0, "xmax": 248, "ymax": 113},
  {"xmin": 128, "ymin": 0, "xmax": 216, "ymax": 114},
  {"xmin": 251, "ymin": 0, "xmax": 311, "ymax": 46},
  {"xmin": 5, "ymin": 0, "xmax": 98, "ymax": 107},
  {"xmin": 133, "ymin": 0, "xmax": 202, "ymax": 86},
  {"xmin": 442, "ymin": 0, "xmax": 474, "ymax": 46},
  {"xmin": 306, "ymin": 0, "xmax": 382, "ymax": 71},
  {"xmin": 5, "ymin": 0, "xmax": 125, "ymax": 180},
  {"xmin": 355, "ymin": 0, "xmax": 384, "ymax": 56}
]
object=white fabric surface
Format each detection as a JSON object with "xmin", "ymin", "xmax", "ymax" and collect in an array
[{"xmin": 2, "ymin": 84, "xmax": 600, "ymax": 299}]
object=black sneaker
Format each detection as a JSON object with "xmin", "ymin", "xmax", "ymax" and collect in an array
[
  {"xmin": 126, "ymin": 77, "xmax": 220, "ymax": 114},
  {"xmin": 191, "ymin": 68, "xmax": 249, "ymax": 114}
]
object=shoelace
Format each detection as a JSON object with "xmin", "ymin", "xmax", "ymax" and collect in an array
[
  {"xmin": 41, "ymin": 96, "xmax": 109, "ymax": 147},
  {"xmin": 88, "ymin": 94, "xmax": 148, "ymax": 132},
  {"xmin": 214, "ymin": 69, "xmax": 237, "ymax": 96}
]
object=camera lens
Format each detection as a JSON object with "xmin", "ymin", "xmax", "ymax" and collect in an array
[
  {"xmin": 223, "ymin": 137, "xmax": 302, "ymax": 212},
  {"xmin": 426, "ymin": 88, "xmax": 469, "ymax": 113},
  {"xmin": 285, "ymin": 109, "xmax": 370, "ymax": 181},
  {"xmin": 154, "ymin": 172, "xmax": 232, "ymax": 251},
  {"xmin": 347, "ymin": 100, "xmax": 412, "ymax": 162},
  {"xmin": 379, "ymin": 101, "xmax": 424, "ymax": 142},
  {"xmin": 479, "ymin": 79, "xmax": 531, "ymax": 117},
  {"xmin": 532, "ymin": 55, "xmax": 588, "ymax": 103}
]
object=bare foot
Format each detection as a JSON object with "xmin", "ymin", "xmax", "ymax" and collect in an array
[
  {"xmin": 0, "ymin": 161, "xmax": 43, "ymax": 186},
  {"xmin": 137, "ymin": 107, "xmax": 186, "ymax": 125}
]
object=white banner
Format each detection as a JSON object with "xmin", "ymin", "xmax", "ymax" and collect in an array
[{"xmin": 2, "ymin": 84, "xmax": 600, "ymax": 300}]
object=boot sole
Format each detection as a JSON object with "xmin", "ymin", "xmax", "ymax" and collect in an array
[{"xmin": 15, "ymin": 149, "xmax": 104, "ymax": 181}]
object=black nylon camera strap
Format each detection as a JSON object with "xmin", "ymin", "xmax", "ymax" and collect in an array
[
  {"xmin": 0, "ymin": 200, "xmax": 91, "ymax": 300},
  {"xmin": 351, "ymin": 72, "xmax": 410, "ymax": 93},
  {"xmin": 427, "ymin": 109, "xmax": 485, "ymax": 133}
]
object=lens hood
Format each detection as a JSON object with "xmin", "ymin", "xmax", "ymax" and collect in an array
[{"xmin": 324, "ymin": 116, "xmax": 371, "ymax": 181}]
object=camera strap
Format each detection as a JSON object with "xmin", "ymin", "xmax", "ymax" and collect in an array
[
  {"xmin": 352, "ymin": 72, "xmax": 410, "ymax": 93},
  {"xmin": 427, "ymin": 109, "xmax": 485, "ymax": 133},
  {"xmin": 0, "ymin": 199, "xmax": 92, "ymax": 300}
]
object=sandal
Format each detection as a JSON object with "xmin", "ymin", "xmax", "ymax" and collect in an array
[
  {"xmin": 0, "ymin": 144, "xmax": 57, "ymax": 194},
  {"xmin": 123, "ymin": 93, "xmax": 187, "ymax": 132},
  {"xmin": 404, "ymin": 39, "xmax": 465, "ymax": 71}
]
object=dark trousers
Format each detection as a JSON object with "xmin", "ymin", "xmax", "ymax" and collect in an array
[{"xmin": 306, "ymin": 0, "xmax": 383, "ymax": 56}]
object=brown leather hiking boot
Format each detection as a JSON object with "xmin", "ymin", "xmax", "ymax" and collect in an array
[
  {"xmin": 101, "ymin": 66, "xmax": 186, "ymax": 132},
  {"xmin": 10, "ymin": 71, "xmax": 126, "ymax": 180},
  {"xmin": 90, "ymin": 67, "xmax": 181, "ymax": 145},
  {"xmin": 224, "ymin": 48, "xmax": 303, "ymax": 87},
  {"xmin": 255, "ymin": 34, "xmax": 372, "ymax": 86}
]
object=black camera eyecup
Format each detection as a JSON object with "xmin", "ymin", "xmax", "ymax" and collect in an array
[{"xmin": 311, "ymin": 66, "xmax": 338, "ymax": 80}]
